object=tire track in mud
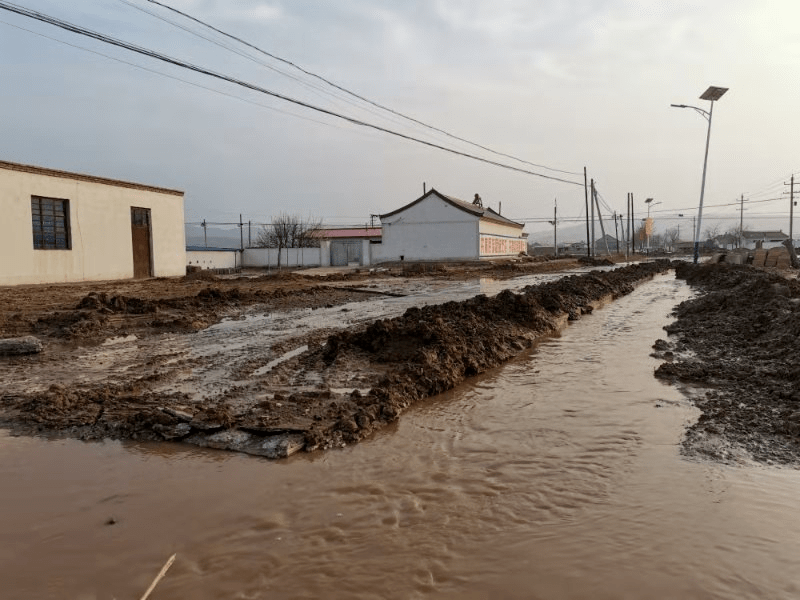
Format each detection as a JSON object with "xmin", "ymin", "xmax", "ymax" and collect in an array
[{"xmin": 1, "ymin": 261, "xmax": 675, "ymax": 457}]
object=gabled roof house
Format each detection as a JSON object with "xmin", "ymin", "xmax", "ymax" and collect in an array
[{"xmin": 375, "ymin": 189, "xmax": 527, "ymax": 263}]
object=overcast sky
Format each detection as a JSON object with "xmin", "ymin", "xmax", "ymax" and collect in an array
[{"xmin": 2, "ymin": 0, "xmax": 800, "ymax": 239}]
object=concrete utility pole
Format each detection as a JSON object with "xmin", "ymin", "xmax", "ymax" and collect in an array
[
  {"xmin": 739, "ymin": 194, "xmax": 744, "ymax": 248},
  {"xmin": 790, "ymin": 176, "xmax": 795, "ymax": 244},
  {"xmin": 548, "ymin": 198, "xmax": 558, "ymax": 257},
  {"xmin": 613, "ymin": 212, "xmax": 620, "ymax": 255},
  {"xmin": 202, "ymin": 219, "xmax": 207, "ymax": 248},
  {"xmin": 593, "ymin": 184, "xmax": 610, "ymax": 255},
  {"xmin": 589, "ymin": 179, "xmax": 595, "ymax": 256},
  {"xmin": 584, "ymin": 167, "xmax": 591, "ymax": 257},
  {"xmin": 239, "ymin": 214, "xmax": 244, "ymax": 251},
  {"xmin": 627, "ymin": 194, "xmax": 632, "ymax": 256}
]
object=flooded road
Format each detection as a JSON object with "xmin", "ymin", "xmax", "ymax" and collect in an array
[{"xmin": 3, "ymin": 272, "xmax": 800, "ymax": 599}]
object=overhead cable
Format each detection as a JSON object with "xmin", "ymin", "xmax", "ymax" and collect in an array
[
  {"xmin": 139, "ymin": 0, "xmax": 582, "ymax": 177},
  {"xmin": 0, "ymin": 0, "xmax": 583, "ymax": 186}
]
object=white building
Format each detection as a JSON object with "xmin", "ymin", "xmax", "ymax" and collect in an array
[
  {"xmin": 741, "ymin": 230, "xmax": 789, "ymax": 250},
  {"xmin": 0, "ymin": 160, "xmax": 186, "ymax": 285},
  {"xmin": 375, "ymin": 189, "xmax": 527, "ymax": 262}
]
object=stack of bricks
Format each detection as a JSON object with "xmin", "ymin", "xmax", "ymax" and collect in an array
[
  {"xmin": 752, "ymin": 248, "xmax": 768, "ymax": 267},
  {"xmin": 768, "ymin": 247, "xmax": 792, "ymax": 269}
]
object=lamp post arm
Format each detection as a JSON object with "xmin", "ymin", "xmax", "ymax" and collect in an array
[{"xmin": 670, "ymin": 104, "xmax": 710, "ymax": 122}]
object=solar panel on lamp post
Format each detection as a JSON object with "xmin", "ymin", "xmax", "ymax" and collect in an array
[{"xmin": 671, "ymin": 85, "xmax": 728, "ymax": 264}]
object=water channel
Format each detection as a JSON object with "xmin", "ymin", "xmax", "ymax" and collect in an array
[{"xmin": 2, "ymin": 272, "xmax": 800, "ymax": 599}]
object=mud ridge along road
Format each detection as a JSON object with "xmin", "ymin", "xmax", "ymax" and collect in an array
[
  {"xmin": 654, "ymin": 262, "xmax": 800, "ymax": 465},
  {"xmin": 0, "ymin": 258, "xmax": 671, "ymax": 457}
]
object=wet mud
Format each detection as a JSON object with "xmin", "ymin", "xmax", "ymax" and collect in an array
[
  {"xmin": 1, "ymin": 260, "xmax": 672, "ymax": 457},
  {"xmin": 654, "ymin": 262, "xmax": 800, "ymax": 465}
]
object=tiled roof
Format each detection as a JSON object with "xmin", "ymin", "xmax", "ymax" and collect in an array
[
  {"xmin": 380, "ymin": 189, "xmax": 524, "ymax": 228},
  {"xmin": 742, "ymin": 231, "xmax": 788, "ymax": 239}
]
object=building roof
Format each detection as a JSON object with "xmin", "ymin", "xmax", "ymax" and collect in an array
[
  {"xmin": 742, "ymin": 230, "xmax": 789, "ymax": 240},
  {"xmin": 317, "ymin": 227, "xmax": 382, "ymax": 239},
  {"xmin": 380, "ymin": 188, "xmax": 524, "ymax": 229},
  {"xmin": 0, "ymin": 160, "xmax": 184, "ymax": 196}
]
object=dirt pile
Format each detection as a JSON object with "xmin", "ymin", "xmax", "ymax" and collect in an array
[
  {"xmin": 1, "ymin": 262, "xmax": 674, "ymax": 456},
  {"xmin": 654, "ymin": 262, "xmax": 800, "ymax": 464}
]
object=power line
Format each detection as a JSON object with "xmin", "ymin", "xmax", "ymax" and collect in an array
[
  {"xmin": 0, "ymin": 17, "xmax": 343, "ymax": 130},
  {"xmin": 0, "ymin": 0, "xmax": 584, "ymax": 187},
  {"xmin": 137, "ymin": 0, "xmax": 582, "ymax": 177}
]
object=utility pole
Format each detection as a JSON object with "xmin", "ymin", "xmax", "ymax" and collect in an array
[
  {"xmin": 248, "ymin": 220, "xmax": 252, "ymax": 248},
  {"xmin": 239, "ymin": 214, "xmax": 244, "ymax": 251},
  {"xmin": 627, "ymin": 194, "xmax": 632, "ymax": 256},
  {"xmin": 202, "ymin": 218, "xmax": 207, "ymax": 248},
  {"xmin": 630, "ymin": 193, "xmax": 635, "ymax": 255},
  {"xmin": 593, "ymin": 183, "xmax": 610, "ymax": 255},
  {"xmin": 613, "ymin": 212, "xmax": 620, "ymax": 255},
  {"xmin": 548, "ymin": 198, "xmax": 558, "ymax": 257},
  {"xmin": 790, "ymin": 176, "xmax": 795, "ymax": 245},
  {"xmin": 590, "ymin": 179, "xmax": 596, "ymax": 256},
  {"xmin": 584, "ymin": 167, "xmax": 591, "ymax": 257},
  {"xmin": 739, "ymin": 193, "xmax": 744, "ymax": 248}
]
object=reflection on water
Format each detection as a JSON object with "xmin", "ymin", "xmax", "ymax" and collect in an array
[{"xmin": 3, "ymin": 272, "xmax": 800, "ymax": 599}]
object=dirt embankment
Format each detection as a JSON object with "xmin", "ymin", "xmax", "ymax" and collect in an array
[
  {"xmin": 654, "ymin": 263, "xmax": 800, "ymax": 465},
  {"xmin": 0, "ymin": 257, "xmax": 577, "ymax": 345},
  {"xmin": 1, "ymin": 261, "xmax": 673, "ymax": 457}
]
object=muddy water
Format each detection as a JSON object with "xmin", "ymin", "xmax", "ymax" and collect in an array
[{"xmin": 3, "ymin": 272, "xmax": 800, "ymax": 599}]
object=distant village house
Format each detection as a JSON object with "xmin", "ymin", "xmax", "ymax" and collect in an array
[{"xmin": 374, "ymin": 189, "xmax": 527, "ymax": 263}]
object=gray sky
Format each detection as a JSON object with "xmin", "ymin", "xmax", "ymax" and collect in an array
[{"xmin": 3, "ymin": 0, "xmax": 800, "ymax": 239}]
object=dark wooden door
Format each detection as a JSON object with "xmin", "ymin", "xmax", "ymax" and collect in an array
[{"xmin": 131, "ymin": 207, "xmax": 152, "ymax": 278}]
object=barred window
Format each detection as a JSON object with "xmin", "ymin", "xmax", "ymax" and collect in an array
[{"xmin": 31, "ymin": 196, "xmax": 71, "ymax": 250}]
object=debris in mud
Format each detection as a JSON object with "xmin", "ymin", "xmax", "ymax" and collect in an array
[
  {"xmin": 0, "ymin": 336, "xmax": 42, "ymax": 355},
  {"xmin": 654, "ymin": 262, "xmax": 800, "ymax": 465},
  {"xmin": 1, "ymin": 261, "xmax": 674, "ymax": 457}
]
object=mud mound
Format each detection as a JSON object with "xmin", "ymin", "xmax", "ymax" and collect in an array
[
  {"xmin": 308, "ymin": 260, "xmax": 673, "ymax": 449},
  {"xmin": 655, "ymin": 263, "xmax": 800, "ymax": 464},
  {"xmin": 1, "ymin": 262, "xmax": 674, "ymax": 457},
  {"xmin": 578, "ymin": 256, "xmax": 615, "ymax": 266}
]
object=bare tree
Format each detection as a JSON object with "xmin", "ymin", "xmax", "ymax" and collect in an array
[
  {"xmin": 703, "ymin": 223, "xmax": 721, "ymax": 242},
  {"xmin": 665, "ymin": 226, "xmax": 680, "ymax": 251},
  {"xmin": 256, "ymin": 213, "xmax": 322, "ymax": 268},
  {"xmin": 726, "ymin": 223, "xmax": 749, "ymax": 248}
]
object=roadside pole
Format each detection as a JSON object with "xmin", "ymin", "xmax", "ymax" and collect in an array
[{"xmin": 584, "ymin": 167, "xmax": 591, "ymax": 257}]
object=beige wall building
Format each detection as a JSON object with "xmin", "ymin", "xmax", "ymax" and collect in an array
[{"xmin": 0, "ymin": 160, "xmax": 186, "ymax": 286}]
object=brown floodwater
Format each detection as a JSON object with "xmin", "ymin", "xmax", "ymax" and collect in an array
[{"xmin": 2, "ymin": 272, "xmax": 800, "ymax": 599}]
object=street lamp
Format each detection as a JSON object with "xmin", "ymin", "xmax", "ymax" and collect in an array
[
  {"xmin": 644, "ymin": 198, "xmax": 661, "ymax": 252},
  {"xmin": 671, "ymin": 85, "xmax": 728, "ymax": 263}
]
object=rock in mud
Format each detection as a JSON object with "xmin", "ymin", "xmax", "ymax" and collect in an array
[
  {"xmin": 0, "ymin": 336, "xmax": 43, "ymax": 356},
  {"xmin": 187, "ymin": 429, "xmax": 305, "ymax": 458}
]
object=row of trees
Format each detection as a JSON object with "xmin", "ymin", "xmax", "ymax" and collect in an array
[
  {"xmin": 631, "ymin": 222, "xmax": 750, "ymax": 252},
  {"xmin": 255, "ymin": 213, "xmax": 322, "ymax": 268}
]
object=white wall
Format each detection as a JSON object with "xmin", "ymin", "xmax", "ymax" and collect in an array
[
  {"xmin": 478, "ymin": 218, "xmax": 523, "ymax": 237},
  {"xmin": 379, "ymin": 195, "xmax": 479, "ymax": 262},
  {"xmin": 242, "ymin": 247, "xmax": 321, "ymax": 268},
  {"xmin": 186, "ymin": 250, "xmax": 240, "ymax": 270},
  {"xmin": 0, "ymin": 163, "xmax": 185, "ymax": 285}
]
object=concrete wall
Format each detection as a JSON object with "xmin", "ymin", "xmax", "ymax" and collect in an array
[
  {"xmin": 242, "ymin": 247, "xmax": 321, "ymax": 268},
  {"xmin": 0, "ymin": 163, "xmax": 185, "ymax": 285},
  {"xmin": 186, "ymin": 250, "xmax": 240, "ymax": 270},
  {"xmin": 379, "ymin": 195, "xmax": 479, "ymax": 262}
]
